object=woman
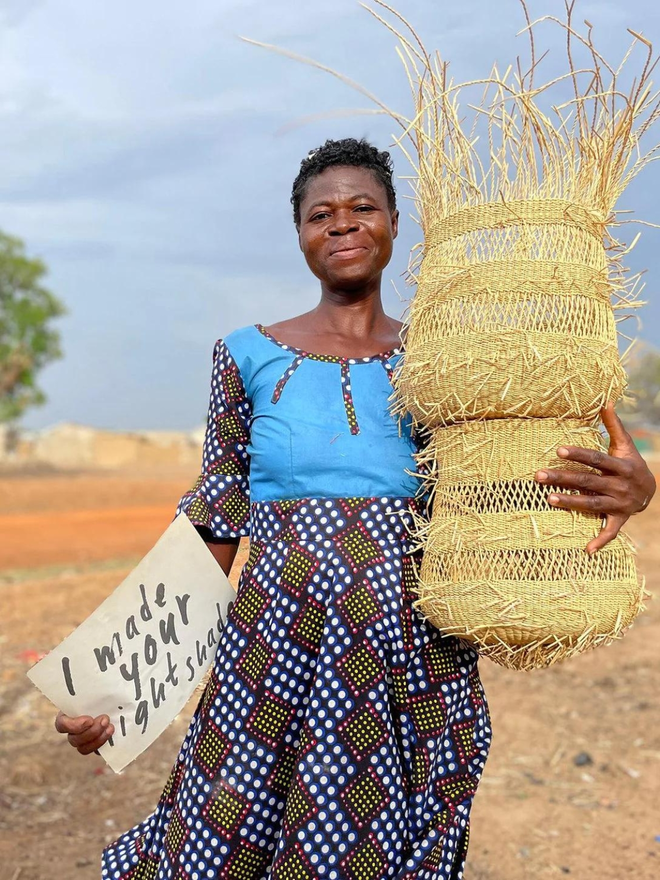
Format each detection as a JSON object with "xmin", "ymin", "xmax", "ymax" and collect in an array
[{"xmin": 56, "ymin": 138, "xmax": 656, "ymax": 879}]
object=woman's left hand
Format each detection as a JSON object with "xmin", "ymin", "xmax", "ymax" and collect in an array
[{"xmin": 535, "ymin": 405, "xmax": 656, "ymax": 555}]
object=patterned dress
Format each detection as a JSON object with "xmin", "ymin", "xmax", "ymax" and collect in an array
[{"xmin": 101, "ymin": 323, "xmax": 491, "ymax": 880}]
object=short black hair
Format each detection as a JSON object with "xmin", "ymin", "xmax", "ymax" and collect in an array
[{"xmin": 291, "ymin": 137, "xmax": 397, "ymax": 227}]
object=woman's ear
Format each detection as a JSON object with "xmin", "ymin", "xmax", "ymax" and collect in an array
[
  {"xmin": 392, "ymin": 209, "xmax": 400, "ymax": 240},
  {"xmin": 297, "ymin": 227, "xmax": 303, "ymax": 251}
]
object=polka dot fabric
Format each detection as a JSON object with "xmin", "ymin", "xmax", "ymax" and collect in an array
[
  {"xmin": 176, "ymin": 339, "xmax": 252, "ymax": 540},
  {"xmin": 101, "ymin": 496, "xmax": 491, "ymax": 880},
  {"xmin": 340, "ymin": 360, "xmax": 360, "ymax": 435}
]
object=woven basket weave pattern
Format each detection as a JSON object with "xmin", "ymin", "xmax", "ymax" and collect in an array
[
  {"xmin": 408, "ymin": 418, "xmax": 645, "ymax": 668},
  {"xmin": 396, "ymin": 199, "xmax": 624, "ymax": 426},
  {"xmin": 416, "ymin": 548, "xmax": 642, "ymax": 670}
]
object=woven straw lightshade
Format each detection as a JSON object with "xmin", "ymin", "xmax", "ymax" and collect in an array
[
  {"xmin": 378, "ymin": 1, "xmax": 658, "ymax": 669},
  {"xmin": 410, "ymin": 419, "xmax": 644, "ymax": 669},
  {"xmin": 246, "ymin": 1, "xmax": 658, "ymax": 669},
  {"xmin": 402, "ymin": 199, "xmax": 625, "ymax": 426}
]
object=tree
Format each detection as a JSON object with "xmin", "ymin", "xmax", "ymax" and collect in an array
[
  {"xmin": 624, "ymin": 347, "xmax": 660, "ymax": 426},
  {"xmin": 0, "ymin": 232, "xmax": 65, "ymax": 423}
]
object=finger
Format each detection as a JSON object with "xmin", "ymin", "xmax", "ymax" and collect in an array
[
  {"xmin": 536, "ymin": 469, "xmax": 618, "ymax": 495},
  {"xmin": 93, "ymin": 724, "xmax": 115, "ymax": 751},
  {"xmin": 640, "ymin": 491, "xmax": 654, "ymax": 512},
  {"xmin": 55, "ymin": 712, "xmax": 94, "ymax": 735},
  {"xmin": 78, "ymin": 737, "xmax": 109, "ymax": 756},
  {"xmin": 86, "ymin": 724, "xmax": 115, "ymax": 755},
  {"xmin": 555, "ymin": 446, "xmax": 632, "ymax": 476},
  {"xmin": 68, "ymin": 724, "xmax": 107, "ymax": 748},
  {"xmin": 69, "ymin": 723, "xmax": 114, "ymax": 752},
  {"xmin": 586, "ymin": 513, "xmax": 628, "ymax": 555},
  {"xmin": 600, "ymin": 405, "xmax": 634, "ymax": 450},
  {"xmin": 547, "ymin": 492, "xmax": 626, "ymax": 514},
  {"xmin": 67, "ymin": 716, "xmax": 110, "ymax": 747}
]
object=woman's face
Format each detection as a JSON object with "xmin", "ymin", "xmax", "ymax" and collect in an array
[{"xmin": 297, "ymin": 165, "xmax": 399, "ymax": 291}]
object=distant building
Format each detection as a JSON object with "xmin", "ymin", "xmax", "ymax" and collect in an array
[{"xmin": 0, "ymin": 422, "xmax": 206, "ymax": 471}]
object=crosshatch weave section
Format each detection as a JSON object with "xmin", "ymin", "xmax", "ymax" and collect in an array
[
  {"xmin": 410, "ymin": 418, "xmax": 646, "ymax": 669},
  {"xmin": 397, "ymin": 203, "xmax": 625, "ymax": 426}
]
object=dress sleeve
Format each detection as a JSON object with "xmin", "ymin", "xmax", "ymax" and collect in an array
[{"xmin": 176, "ymin": 338, "xmax": 252, "ymax": 539}]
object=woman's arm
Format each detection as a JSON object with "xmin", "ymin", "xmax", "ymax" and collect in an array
[{"xmin": 199, "ymin": 534, "xmax": 241, "ymax": 577}]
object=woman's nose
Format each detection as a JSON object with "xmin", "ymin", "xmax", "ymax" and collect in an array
[{"xmin": 329, "ymin": 212, "xmax": 359, "ymax": 235}]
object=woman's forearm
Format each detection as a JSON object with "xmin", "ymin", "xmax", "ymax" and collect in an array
[{"xmin": 203, "ymin": 536, "xmax": 241, "ymax": 577}]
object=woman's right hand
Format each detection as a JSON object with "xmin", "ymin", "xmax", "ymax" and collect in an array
[{"xmin": 55, "ymin": 711, "xmax": 115, "ymax": 755}]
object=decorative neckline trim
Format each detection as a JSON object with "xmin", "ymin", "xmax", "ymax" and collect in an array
[{"xmin": 254, "ymin": 323, "xmax": 402, "ymax": 364}]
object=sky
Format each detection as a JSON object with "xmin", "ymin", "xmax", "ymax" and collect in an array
[{"xmin": 2, "ymin": 0, "xmax": 660, "ymax": 431}]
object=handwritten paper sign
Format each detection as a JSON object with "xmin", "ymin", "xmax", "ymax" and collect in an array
[{"xmin": 27, "ymin": 514, "xmax": 236, "ymax": 773}]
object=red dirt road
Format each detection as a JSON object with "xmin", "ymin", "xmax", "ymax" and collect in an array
[
  {"xmin": 0, "ymin": 506, "xmax": 176, "ymax": 570},
  {"xmin": 0, "ymin": 473, "xmax": 192, "ymax": 572}
]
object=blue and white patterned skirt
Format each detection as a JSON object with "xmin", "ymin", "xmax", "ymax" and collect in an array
[{"xmin": 102, "ymin": 496, "xmax": 492, "ymax": 880}]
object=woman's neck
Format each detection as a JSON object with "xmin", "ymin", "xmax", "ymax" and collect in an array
[
  {"xmin": 262, "ymin": 285, "xmax": 402, "ymax": 358},
  {"xmin": 310, "ymin": 290, "xmax": 392, "ymax": 340}
]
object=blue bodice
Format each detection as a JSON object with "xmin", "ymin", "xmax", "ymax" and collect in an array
[
  {"xmin": 228, "ymin": 324, "xmax": 420, "ymax": 502},
  {"xmin": 177, "ymin": 323, "xmax": 423, "ymax": 539}
]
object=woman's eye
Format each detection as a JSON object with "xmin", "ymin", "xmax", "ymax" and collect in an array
[
  {"xmin": 355, "ymin": 205, "xmax": 375, "ymax": 213},
  {"xmin": 311, "ymin": 212, "xmax": 329, "ymax": 221}
]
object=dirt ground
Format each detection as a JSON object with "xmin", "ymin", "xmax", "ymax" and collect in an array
[{"xmin": 0, "ymin": 471, "xmax": 658, "ymax": 880}]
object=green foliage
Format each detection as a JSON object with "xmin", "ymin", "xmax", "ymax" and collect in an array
[
  {"xmin": 0, "ymin": 232, "xmax": 65, "ymax": 423},
  {"xmin": 626, "ymin": 348, "xmax": 660, "ymax": 425}
]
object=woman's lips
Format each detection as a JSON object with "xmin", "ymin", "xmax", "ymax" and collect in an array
[{"xmin": 329, "ymin": 247, "xmax": 367, "ymax": 260}]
